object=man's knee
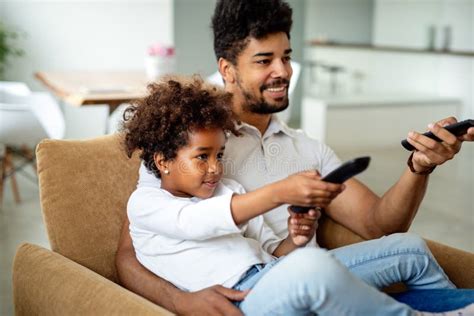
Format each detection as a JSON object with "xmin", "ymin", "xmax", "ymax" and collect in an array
[
  {"xmin": 280, "ymin": 248, "xmax": 366, "ymax": 297},
  {"xmin": 385, "ymin": 232, "xmax": 429, "ymax": 253},
  {"xmin": 284, "ymin": 248, "xmax": 347, "ymax": 280}
]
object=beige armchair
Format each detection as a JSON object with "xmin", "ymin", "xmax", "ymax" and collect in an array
[{"xmin": 13, "ymin": 134, "xmax": 474, "ymax": 315}]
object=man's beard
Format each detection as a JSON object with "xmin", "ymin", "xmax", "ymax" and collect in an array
[{"xmin": 237, "ymin": 78, "xmax": 290, "ymax": 114}]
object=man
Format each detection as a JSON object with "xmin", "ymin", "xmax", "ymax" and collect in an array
[{"xmin": 116, "ymin": 0, "xmax": 474, "ymax": 315}]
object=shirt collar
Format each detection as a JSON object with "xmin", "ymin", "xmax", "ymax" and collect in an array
[{"xmin": 235, "ymin": 115, "xmax": 295, "ymax": 139}]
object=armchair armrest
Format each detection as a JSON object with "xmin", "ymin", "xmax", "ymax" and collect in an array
[
  {"xmin": 13, "ymin": 243, "xmax": 173, "ymax": 316},
  {"xmin": 426, "ymin": 239, "xmax": 474, "ymax": 289}
]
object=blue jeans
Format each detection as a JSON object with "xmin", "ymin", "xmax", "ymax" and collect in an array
[
  {"xmin": 392, "ymin": 289, "xmax": 474, "ymax": 312},
  {"xmin": 329, "ymin": 233, "xmax": 455, "ymax": 291},
  {"xmin": 233, "ymin": 233, "xmax": 458, "ymax": 315}
]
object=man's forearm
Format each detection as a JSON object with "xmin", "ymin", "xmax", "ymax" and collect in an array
[
  {"xmin": 327, "ymin": 165, "xmax": 430, "ymax": 240},
  {"xmin": 372, "ymin": 167, "xmax": 429, "ymax": 235},
  {"xmin": 115, "ymin": 246, "xmax": 184, "ymax": 313}
]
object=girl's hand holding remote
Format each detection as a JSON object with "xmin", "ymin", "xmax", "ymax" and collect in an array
[
  {"xmin": 275, "ymin": 170, "xmax": 345, "ymax": 210},
  {"xmin": 287, "ymin": 208, "xmax": 321, "ymax": 247}
]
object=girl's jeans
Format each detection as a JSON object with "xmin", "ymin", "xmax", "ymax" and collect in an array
[{"xmin": 232, "ymin": 233, "xmax": 455, "ymax": 316}]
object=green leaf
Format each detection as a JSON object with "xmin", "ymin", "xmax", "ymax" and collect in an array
[{"xmin": 0, "ymin": 21, "xmax": 25, "ymax": 77}]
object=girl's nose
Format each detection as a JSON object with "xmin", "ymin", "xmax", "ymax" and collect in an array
[{"xmin": 208, "ymin": 160, "xmax": 219, "ymax": 174}]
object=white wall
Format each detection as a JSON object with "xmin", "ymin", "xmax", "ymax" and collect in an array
[
  {"xmin": 373, "ymin": 0, "xmax": 443, "ymax": 49},
  {"xmin": 3, "ymin": 0, "xmax": 174, "ymax": 90},
  {"xmin": 304, "ymin": 0, "xmax": 373, "ymax": 44},
  {"xmin": 372, "ymin": 0, "xmax": 473, "ymax": 119},
  {"xmin": 2, "ymin": 0, "xmax": 174, "ymax": 138},
  {"xmin": 174, "ymin": 0, "xmax": 216, "ymax": 76},
  {"xmin": 374, "ymin": 0, "xmax": 473, "ymax": 51},
  {"xmin": 303, "ymin": 0, "xmax": 473, "ymax": 139}
]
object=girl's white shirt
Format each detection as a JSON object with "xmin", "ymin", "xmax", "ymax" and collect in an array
[{"xmin": 128, "ymin": 178, "xmax": 283, "ymax": 292}]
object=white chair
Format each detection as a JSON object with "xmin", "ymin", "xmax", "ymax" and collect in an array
[
  {"xmin": 0, "ymin": 81, "xmax": 31, "ymax": 98},
  {"xmin": 206, "ymin": 60, "xmax": 302, "ymax": 123},
  {"xmin": 0, "ymin": 91, "xmax": 65, "ymax": 203}
]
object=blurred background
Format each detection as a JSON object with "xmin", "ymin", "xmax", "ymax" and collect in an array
[{"xmin": 0, "ymin": 1, "xmax": 473, "ymax": 315}]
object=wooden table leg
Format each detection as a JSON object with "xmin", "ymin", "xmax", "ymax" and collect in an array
[{"xmin": 5, "ymin": 148, "xmax": 21, "ymax": 203}]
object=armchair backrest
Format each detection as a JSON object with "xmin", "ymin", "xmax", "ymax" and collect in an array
[
  {"xmin": 36, "ymin": 134, "xmax": 140, "ymax": 282},
  {"xmin": 36, "ymin": 133, "xmax": 364, "ymax": 283}
]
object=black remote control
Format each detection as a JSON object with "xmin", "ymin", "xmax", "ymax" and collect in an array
[
  {"xmin": 401, "ymin": 119, "xmax": 474, "ymax": 151},
  {"xmin": 290, "ymin": 156, "xmax": 371, "ymax": 214}
]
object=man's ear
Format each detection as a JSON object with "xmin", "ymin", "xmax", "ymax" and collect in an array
[
  {"xmin": 218, "ymin": 57, "xmax": 236, "ymax": 84},
  {"xmin": 153, "ymin": 153, "xmax": 168, "ymax": 173}
]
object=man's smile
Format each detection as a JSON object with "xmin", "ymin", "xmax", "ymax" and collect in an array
[{"xmin": 260, "ymin": 79, "xmax": 290, "ymax": 100}]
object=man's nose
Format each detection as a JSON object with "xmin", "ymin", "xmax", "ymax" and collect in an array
[{"xmin": 271, "ymin": 60, "xmax": 291, "ymax": 79}]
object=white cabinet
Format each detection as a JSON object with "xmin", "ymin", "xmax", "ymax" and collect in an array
[
  {"xmin": 301, "ymin": 94, "xmax": 461, "ymax": 148},
  {"xmin": 373, "ymin": 0, "xmax": 473, "ymax": 52}
]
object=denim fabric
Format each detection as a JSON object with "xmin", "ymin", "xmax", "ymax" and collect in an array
[
  {"xmin": 236, "ymin": 248, "xmax": 415, "ymax": 315},
  {"xmin": 329, "ymin": 233, "xmax": 455, "ymax": 291},
  {"xmin": 232, "ymin": 259, "xmax": 282, "ymax": 308},
  {"xmin": 330, "ymin": 233, "xmax": 474, "ymax": 312},
  {"xmin": 391, "ymin": 289, "xmax": 474, "ymax": 312},
  {"xmin": 230, "ymin": 233, "xmax": 470, "ymax": 315}
]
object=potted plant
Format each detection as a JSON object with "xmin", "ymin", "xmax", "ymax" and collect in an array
[{"xmin": 0, "ymin": 21, "xmax": 24, "ymax": 80}]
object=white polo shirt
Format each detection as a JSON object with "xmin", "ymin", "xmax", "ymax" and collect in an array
[
  {"xmin": 138, "ymin": 116, "xmax": 341, "ymax": 238},
  {"xmin": 128, "ymin": 178, "xmax": 282, "ymax": 291}
]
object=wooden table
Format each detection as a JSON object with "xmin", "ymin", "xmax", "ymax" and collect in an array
[{"xmin": 35, "ymin": 71, "xmax": 150, "ymax": 112}]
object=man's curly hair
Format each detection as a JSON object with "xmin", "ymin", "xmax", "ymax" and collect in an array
[
  {"xmin": 211, "ymin": 0, "xmax": 293, "ymax": 65},
  {"xmin": 122, "ymin": 76, "xmax": 239, "ymax": 178}
]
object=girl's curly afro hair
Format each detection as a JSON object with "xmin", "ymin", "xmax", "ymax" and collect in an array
[{"xmin": 122, "ymin": 75, "xmax": 239, "ymax": 178}]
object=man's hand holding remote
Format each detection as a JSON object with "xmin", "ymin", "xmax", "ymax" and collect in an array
[{"xmin": 405, "ymin": 117, "xmax": 474, "ymax": 174}]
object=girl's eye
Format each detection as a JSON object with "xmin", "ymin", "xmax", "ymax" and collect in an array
[
  {"xmin": 197, "ymin": 154, "xmax": 208, "ymax": 160},
  {"xmin": 217, "ymin": 153, "xmax": 224, "ymax": 160}
]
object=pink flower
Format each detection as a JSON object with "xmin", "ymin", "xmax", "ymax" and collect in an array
[{"xmin": 147, "ymin": 43, "xmax": 175, "ymax": 57}]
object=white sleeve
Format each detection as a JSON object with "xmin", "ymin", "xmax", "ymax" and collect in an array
[
  {"xmin": 220, "ymin": 178, "xmax": 246, "ymax": 194},
  {"xmin": 128, "ymin": 188, "xmax": 241, "ymax": 240},
  {"xmin": 244, "ymin": 216, "xmax": 283, "ymax": 255}
]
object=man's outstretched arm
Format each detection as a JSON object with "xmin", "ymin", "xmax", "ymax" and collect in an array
[
  {"xmin": 326, "ymin": 117, "xmax": 474, "ymax": 239},
  {"xmin": 115, "ymin": 217, "xmax": 246, "ymax": 316}
]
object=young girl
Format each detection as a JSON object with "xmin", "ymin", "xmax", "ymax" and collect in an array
[{"xmin": 123, "ymin": 76, "xmax": 473, "ymax": 316}]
